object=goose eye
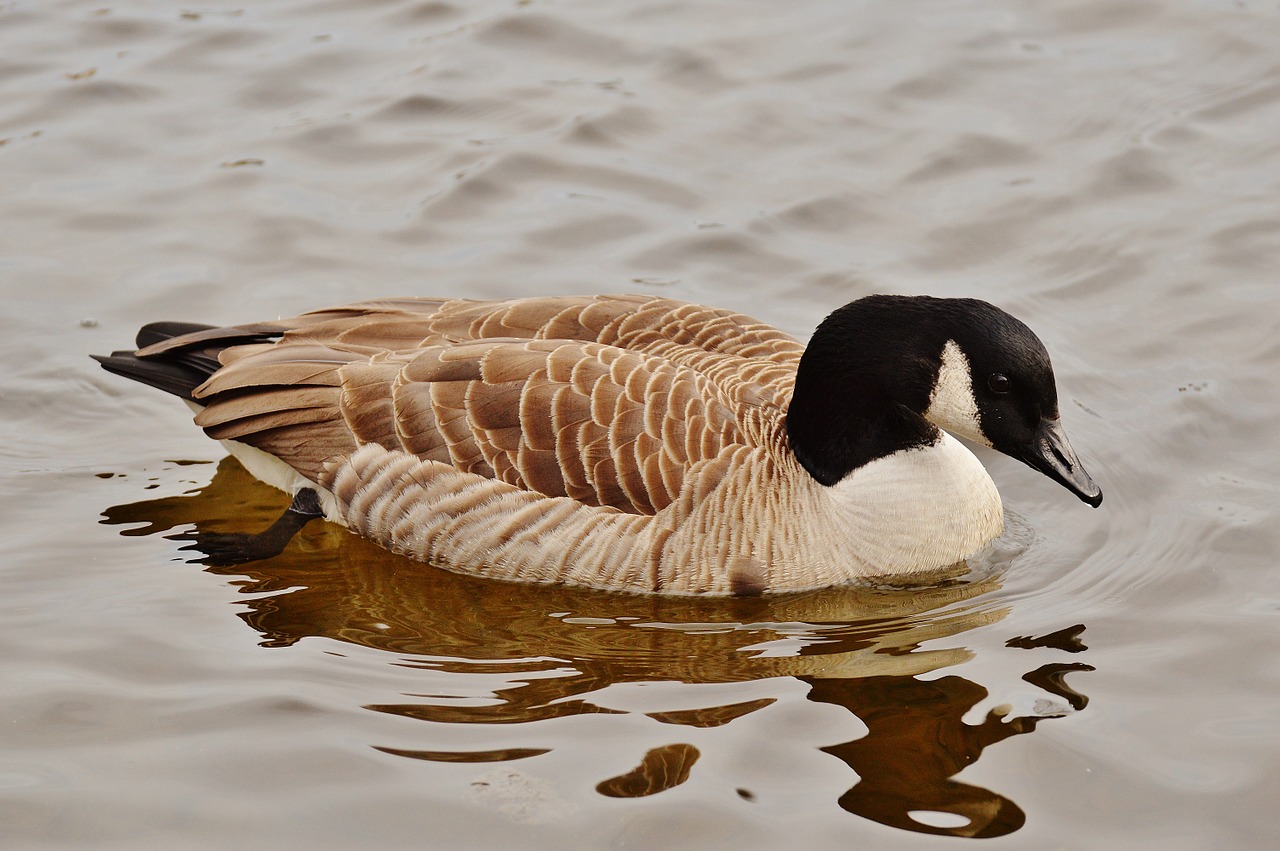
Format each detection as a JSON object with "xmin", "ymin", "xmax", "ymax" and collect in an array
[{"xmin": 988, "ymin": 373, "xmax": 1012, "ymax": 394}]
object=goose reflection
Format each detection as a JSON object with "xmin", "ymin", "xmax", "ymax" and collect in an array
[{"xmin": 102, "ymin": 458, "xmax": 1092, "ymax": 839}]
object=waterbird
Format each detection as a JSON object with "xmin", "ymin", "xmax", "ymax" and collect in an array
[{"xmin": 94, "ymin": 293, "xmax": 1101, "ymax": 595}]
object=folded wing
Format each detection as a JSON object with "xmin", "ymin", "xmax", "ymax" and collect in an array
[{"xmin": 192, "ymin": 336, "xmax": 745, "ymax": 515}]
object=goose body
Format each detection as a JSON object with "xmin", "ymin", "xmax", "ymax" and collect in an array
[{"xmin": 95, "ymin": 294, "xmax": 1101, "ymax": 595}]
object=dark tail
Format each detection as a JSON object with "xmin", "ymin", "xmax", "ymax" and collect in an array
[{"xmin": 92, "ymin": 321, "xmax": 275, "ymax": 402}]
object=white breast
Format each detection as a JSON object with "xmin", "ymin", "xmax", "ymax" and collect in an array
[{"xmin": 821, "ymin": 432, "xmax": 1004, "ymax": 574}]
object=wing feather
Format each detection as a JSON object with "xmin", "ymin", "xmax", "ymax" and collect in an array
[
  {"xmin": 149, "ymin": 294, "xmax": 792, "ymax": 509},
  {"xmin": 338, "ymin": 361, "xmax": 401, "ymax": 447}
]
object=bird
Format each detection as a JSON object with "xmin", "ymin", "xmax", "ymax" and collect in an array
[{"xmin": 93, "ymin": 293, "xmax": 1101, "ymax": 596}]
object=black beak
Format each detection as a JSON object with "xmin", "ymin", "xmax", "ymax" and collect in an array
[{"xmin": 1012, "ymin": 417, "xmax": 1103, "ymax": 507}]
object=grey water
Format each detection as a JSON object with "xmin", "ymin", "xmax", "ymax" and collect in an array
[{"xmin": 2, "ymin": 1, "xmax": 1278, "ymax": 848}]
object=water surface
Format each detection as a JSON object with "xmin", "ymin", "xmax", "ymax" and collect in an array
[{"xmin": 2, "ymin": 1, "xmax": 1278, "ymax": 848}]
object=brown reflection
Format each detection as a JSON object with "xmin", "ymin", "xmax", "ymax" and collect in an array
[
  {"xmin": 102, "ymin": 457, "xmax": 1092, "ymax": 839},
  {"xmin": 365, "ymin": 692, "xmax": 627, "ymax": 725},
  {"xmin": 809, "ymin": 676, "xmax": 1033, "ymax": 837},
  {"xmin": 100, "ymin": 459, "xmax": 1006, "ymax": 681},
  {"xmin": 647, "ymin": 697, "xmax": 777, "ymax": 728},
  {"xmin": 1022, "ymin": 662, "xmax": 1095, "ymax": 712},
  {"xmin": 373, "ymin": 746, "xmax": 550, "ymax": 763},
  {"xmin": 596, "ymin": 744, "xmax": 700, "ymax": 798},
  {"xmin": 1007, "ymin": 623, "xmax": 1088, "ymax": 653}
]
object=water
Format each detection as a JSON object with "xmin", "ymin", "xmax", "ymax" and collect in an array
[{"xmin": 3, "ymin": 1, "xmax": 1278, "ymax": 847}]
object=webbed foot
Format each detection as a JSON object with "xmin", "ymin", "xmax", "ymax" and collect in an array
[{"xmin": 168, "ymin": 488, "xmax": 323, "ymax": 566}]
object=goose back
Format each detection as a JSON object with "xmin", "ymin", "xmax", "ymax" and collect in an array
[{"xmin": 145, "ymin": 295, "xmax": 805, "ymax": 515}]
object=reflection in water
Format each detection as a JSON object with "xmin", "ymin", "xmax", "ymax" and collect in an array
[
  {"xmin": 808, "ymin": 670, "xmax": 1087, "ymax": 838},
  {"xmin": 102, "ymin": 458, "xmax": 1092, "ymax": 839},
  {"xmin": 373, "ymin": 745, "xmax": 551, "ymax": 764},
  {"xmin": 1007, "ymin": 623, "xmax": 1089, "ymax": 654},
  {"xmin": 596, "ymin": 743, "xmax": 701, "ymax": 798},
  {"xmin": 647, "ymin": 697, "xmax": 777, "ymax": 727}
]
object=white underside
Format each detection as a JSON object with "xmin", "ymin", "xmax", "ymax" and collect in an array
[
  {"xmin": 182, "ymin": 400, "xmax": 345, "ymax": 523},
  {"xmin": 220, "ymin": 438, "xmax": 346, "ymax": 524}
]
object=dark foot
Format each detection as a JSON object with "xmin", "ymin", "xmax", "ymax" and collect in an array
[{"xmin": 168, "ymin": 488, "xmax": 324, "ymax": 566}]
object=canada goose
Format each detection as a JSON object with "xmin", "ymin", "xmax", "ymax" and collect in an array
[{"xmin": 94, "ymin": 294, "xmax": 1101, "ymax": 595}]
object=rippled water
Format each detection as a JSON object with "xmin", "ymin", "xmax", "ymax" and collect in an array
[{"xmin": 3, "ymin": 1, "xmax": 1279, "ymax": 847}]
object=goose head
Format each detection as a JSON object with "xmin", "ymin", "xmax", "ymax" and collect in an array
[{"xmin": 786, "ymin": 295, "xmax": 1103, "ymax": 506}]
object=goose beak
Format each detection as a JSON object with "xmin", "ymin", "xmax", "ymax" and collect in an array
[{"xmin": 1014, "ymin": 417, "xmax": 1103, "ymax": 507}]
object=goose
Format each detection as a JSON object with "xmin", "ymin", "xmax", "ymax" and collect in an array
[{"xmin": 93, "ymin": 293, "xmax": 1101, "ymax": 596}]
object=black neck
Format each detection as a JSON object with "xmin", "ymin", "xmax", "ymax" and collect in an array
[
  {"xmin": 785, "ymin": 298, "xmax": 943, "ymax": 486},
  {"xmin": 786, "ymin": 372, "xmax": 937, "ymax": 486}
]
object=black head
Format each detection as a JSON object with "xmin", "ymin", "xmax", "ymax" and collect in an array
[{"xmin": 786, "ymin": 295, "xmax": 1102, "ymax": 506}]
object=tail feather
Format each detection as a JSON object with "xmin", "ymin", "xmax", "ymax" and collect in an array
[
  {"xmin": 136, "ymin": 321, "xmax": 218, "ymax": 349},
  {"xmin": 94, "ymin": 321, "xmax": 265, "ymax": 402},
  {"xmin": 92, "ymin": 350, "xmax": 210, "ymax": 401}
]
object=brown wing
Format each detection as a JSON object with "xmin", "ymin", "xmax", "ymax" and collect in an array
[
  {"xmin": 140, "ymin": 294, "xmax": 804, "ymax": 405},
  {"xmin": 420, "ymin": 295, "xmax": 805, "ymax": 410},
  {"xmin": 192, "ymin": 337, "xmax": 744, "ymax": 515},
  {"xmin": 190, "ymin": 340, "xmax": 363, "ymax": 480}
]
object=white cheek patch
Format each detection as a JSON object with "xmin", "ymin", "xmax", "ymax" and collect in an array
[{"xmin": 925, "ymin": 339, "xmax": 990, "ymax": 446}]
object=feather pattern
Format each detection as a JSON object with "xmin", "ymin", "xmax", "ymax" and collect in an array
[
  {"xmin": 117, "ymin": 293, "xmax": 1026, "ymax": 595},
  {"xmin": 174, "ymin": 296, "xmax": 789, "ymax": 517}
]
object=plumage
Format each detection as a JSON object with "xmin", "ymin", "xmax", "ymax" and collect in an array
[{"xmin": 94, "ymin": 293, "xmax": 1102, "ymax": 595}]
